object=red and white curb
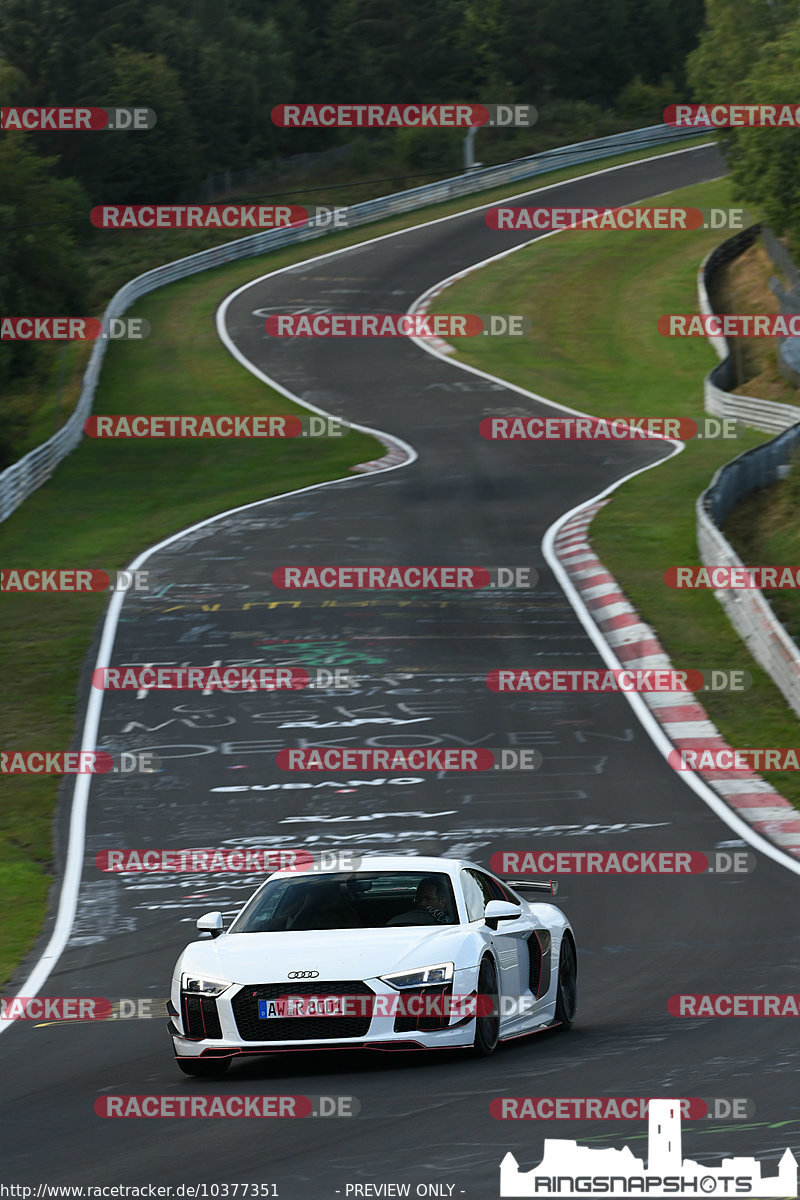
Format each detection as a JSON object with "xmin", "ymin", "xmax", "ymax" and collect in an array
[
  {"xmin": 351, "ymin": 440, "xmax": 411, "ymax": 473},
  {"xmin": 413, "ymin": 283, "xmax": 458, "ymax": 356},
  {"xmin": 554, "ymin": 499, "xmax": 800, "ymax": 860}
]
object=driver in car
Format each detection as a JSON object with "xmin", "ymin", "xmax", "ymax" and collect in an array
[{"xmin": 387, "ymin": 876, "xmax": 452, "ymax": 925}]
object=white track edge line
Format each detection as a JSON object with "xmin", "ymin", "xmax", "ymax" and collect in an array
[
  {"xmin": 404, "ymin": 201, "xmax": 800, "ymax": 880},
  {"xmin": 0, "ymin": 139, "xmax": 724, "ymax": 1033}
]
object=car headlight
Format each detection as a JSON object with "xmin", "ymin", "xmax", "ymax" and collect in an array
[
  {"xmin": 181, "ymin": 973, "xmax": 232, "ymax": 996},
  {"xmin": 380, "ymin": 962, "xmax": 454, "ymax": 989}
]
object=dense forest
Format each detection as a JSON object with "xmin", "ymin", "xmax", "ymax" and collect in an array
[{"xmin": 3, "ymin": 0, "xmax": 800, "ymax": 454}]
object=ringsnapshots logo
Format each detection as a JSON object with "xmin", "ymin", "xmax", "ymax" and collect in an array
[{"xmin": 499, "ymin": 1098, "xmax": 797, "ymax": 1196}]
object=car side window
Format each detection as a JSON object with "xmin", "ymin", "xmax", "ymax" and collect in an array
[
  {"xmin": 460, "ymin": 870, "xmax": 488, "ymax": 922},
  {"xmin": 482, "ymin": 873, "xmax": 522, "ymax": 906}
]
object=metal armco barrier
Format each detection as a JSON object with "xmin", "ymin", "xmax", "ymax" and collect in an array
[
  {"xmin": 698, "ymin": 226, "xmax": 800, "ymax": 433},
  {"xmin": 696, "ymin": 228, "xmax": 800, "ymax": 718},
  {"xmin": 0, "ymin": 122, "xmax": 700, "ymax": 523}
]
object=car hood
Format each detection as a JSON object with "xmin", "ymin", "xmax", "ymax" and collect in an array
[{"xmin": 177, "ymin": 926, "xmax": 468, "ymax": 984}]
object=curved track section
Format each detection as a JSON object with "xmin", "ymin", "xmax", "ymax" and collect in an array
[{"xmin": 4, "ymin": 145, "xmax": 799, "ymax": 1197}]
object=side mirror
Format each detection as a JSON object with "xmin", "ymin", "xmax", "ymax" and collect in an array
[
  {"xmin": 196, "ymin": 911, "xmax": 224, "ymax": 938},
  {"xmin": 484, "ymin": 900, "xmax": 520, "ymax": 930}
]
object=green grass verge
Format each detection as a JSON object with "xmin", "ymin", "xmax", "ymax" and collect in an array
[
  {"xmin": 430, "ymin": 176, "xmax": 800, "ymax": 809},
  {"xmin": 0, "ymin": 133, "xmax": 714, "ymax": 989},
  {"xmin": 8, "ymin": 133, "xmax": 712, "ymax": 464}
]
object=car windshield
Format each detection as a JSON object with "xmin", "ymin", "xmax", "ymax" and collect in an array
[{"xmin": 229, "ymin": 871, "xmax": 459, "ymax": 932}]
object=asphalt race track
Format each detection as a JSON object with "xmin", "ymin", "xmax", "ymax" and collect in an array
[{"xmin": 3, "ymin": 143, "xmax": 799, "ymax": 1197}]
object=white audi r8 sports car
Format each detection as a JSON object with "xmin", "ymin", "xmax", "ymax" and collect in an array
[{"xmin": 167, "ymin": 855, "xmax": 577, "ymax": 1075}]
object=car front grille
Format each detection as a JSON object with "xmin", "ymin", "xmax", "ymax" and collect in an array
[
  {"xmin": 181, "ymin": 991, "xmax": 223, "ymax": 1040},
  {"xmin": 231, "ymin": 980, "xmax": 375, "ymax": 1042}
]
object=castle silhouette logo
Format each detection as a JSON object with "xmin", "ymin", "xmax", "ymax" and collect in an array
[{"xmin": 500, "ymin": 1098, "xmax": 797, "ymax": 1197}]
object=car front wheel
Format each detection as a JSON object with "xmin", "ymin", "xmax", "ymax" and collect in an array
[
  {"xmin": 472, "ymin": 958, "xmax": 500, "ymax": 1056},
  {"xmin": 175, "ymin": 1054, "xmax": 232, "ymax": 1077}
]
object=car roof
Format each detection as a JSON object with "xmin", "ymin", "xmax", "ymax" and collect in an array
[{"xmin": 270, "ymin": 854, "xmax": 486, "ymax": 881}]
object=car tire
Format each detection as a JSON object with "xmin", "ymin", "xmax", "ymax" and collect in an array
[
  {"xmin": 554, "ymin": 935, "xmax": 577, "ymax": 1030},
  {"xmin": 472, "ymin": 958, "xmax": 500, "ymax": 1056},
  {"xmin": 175, "ymin": 1055, "xmax": 232, "ymax": 1077}
]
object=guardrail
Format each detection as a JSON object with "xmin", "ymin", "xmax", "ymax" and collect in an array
[
  {"xmin": 0, "ymin": 121, "xmax": 703, "ymax": 523},
  {"xmin": 698, "ymin": 226, "xmax": 800, "ymax": 432},
  {"xmin": 696, "ymin": 227, "xmax": 800, "ymax": 718}
]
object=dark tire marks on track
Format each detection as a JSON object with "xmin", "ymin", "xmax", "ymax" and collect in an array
[{"xmin": 3, "ymin": 145, "xmax": 799, "ymax": 1196}]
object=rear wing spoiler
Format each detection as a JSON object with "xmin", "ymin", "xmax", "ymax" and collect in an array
[{"xmin": 503, "ymin": 878, "xmax": 558, "ymax": 896}]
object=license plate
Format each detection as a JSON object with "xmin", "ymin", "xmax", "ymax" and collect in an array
[{"xmin": 258, "ymin": 996, "xmax": 347, "ymax": 1019}]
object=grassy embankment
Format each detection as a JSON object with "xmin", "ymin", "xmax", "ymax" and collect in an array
[
  {"xmin": 429, "ymin": 176, "xmax": 800, "ymax": 810},
  {"xmin": 0, "ymin": 134, "xmax": 712, "ymax": 986}
]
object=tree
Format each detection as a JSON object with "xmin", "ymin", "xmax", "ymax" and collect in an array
[
  {"xmin": 0, "ymin": 137, "xmax": 88, "ymax": 396},
  {"xmin": 75, "ymin": 46, "xmax": 200, "ymax": 201},
  {"xmin": 687, "ymin": 0, "xmax": 797, "ymax": 97},
  {"xmin": 721, "ymin": 15, "xmax": 800, "ymax": 247}
]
